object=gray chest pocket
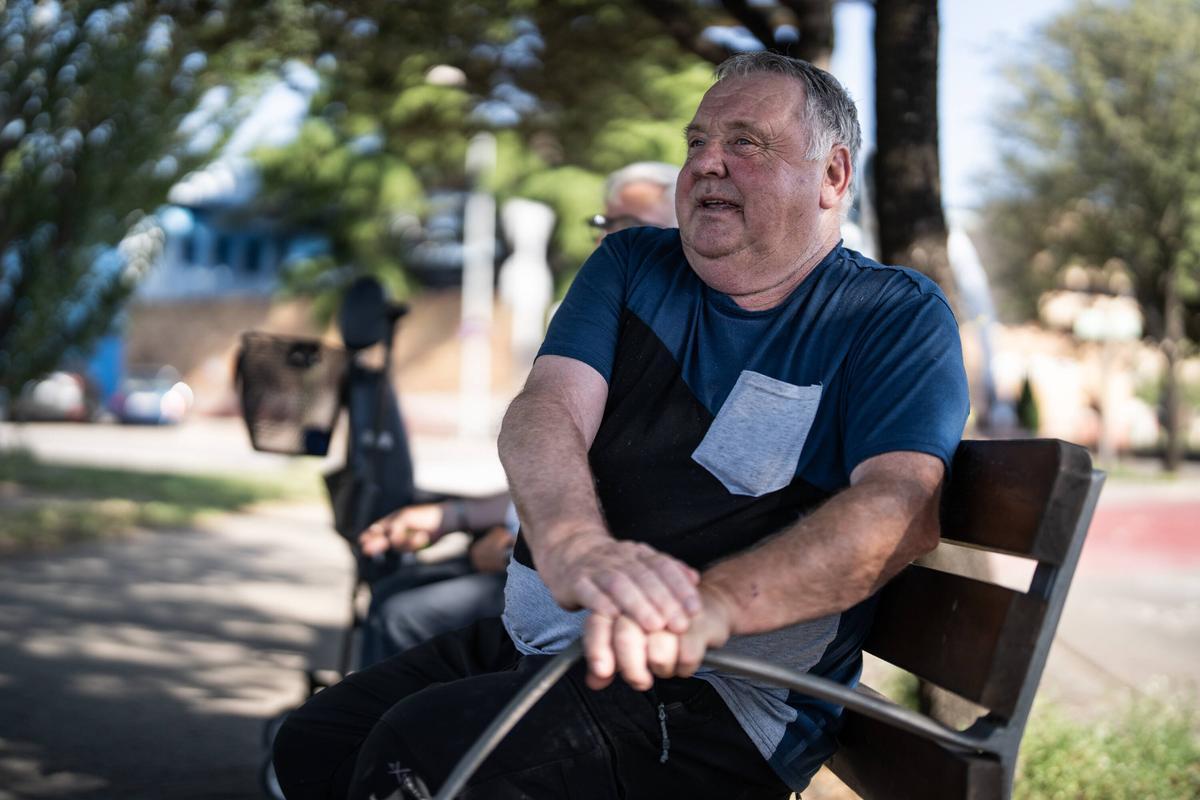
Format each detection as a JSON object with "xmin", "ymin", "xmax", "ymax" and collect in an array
[{"xmin": 692, "ymin": 371, "xmax": 821, "ymax": 497}]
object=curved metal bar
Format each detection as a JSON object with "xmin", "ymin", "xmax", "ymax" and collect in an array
[
  {"xmin": 434, "ymin": 641, "xmax": 584, "ymax": 800},
  {"xmin": 436, "ymin": 642, "xmax": 1001, "ymax": 799},
  {"xmin": 700, "ymin": 650, "xmax": 1002, "ymax": 755}
]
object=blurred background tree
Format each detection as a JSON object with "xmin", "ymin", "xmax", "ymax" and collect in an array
[
  {"xmin": 3, "ymin": 0, "xmax": 953, "ymax": 387},
  {"xmin": 0, "ymin": 0, "xmax": 252, "ymax": 396},
  {"xmin": 248, "ymin": 0, "xmax": 953, "ymax": 305},
  {"xmin": 981, "ymin": 0, "xmax": 1200, "ymax": 469}
]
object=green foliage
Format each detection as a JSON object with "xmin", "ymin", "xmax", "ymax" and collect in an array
[
  {"xmin": 0, "ymin": 0, "xmax": 246, "ymax": 394},
  {"xmin": 982, "ymin": 0, "xmax": 1200, "ymax": 342},
  {"xmin": 253, "ymin": 46, "xmax": 712, "ymax": 304},
  {"xmin": 1015, "ymin": 699, "xmax": 1200, "ymax": 799},
  {"xmin": 868, "ymin": 663, "xmax": 1200, "ymax": 799}
]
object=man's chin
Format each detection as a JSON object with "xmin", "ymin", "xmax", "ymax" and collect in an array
[{"xmin": 680, "ymin": 231, "xmax": 741, "ymax": 263}]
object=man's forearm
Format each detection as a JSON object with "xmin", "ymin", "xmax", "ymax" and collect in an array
[
  {"xmin": 499, "ymin": 357, "xmax": 701, "ymax": 628},
  {"xmin": 703, "ymin": 473, "xmax": 941, "ymax": 636},
  {"xmin": 497, "ymin": 387, "xmax": 610, "ymax": 561}
]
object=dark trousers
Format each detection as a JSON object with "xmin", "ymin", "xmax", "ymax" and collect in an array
[
  {"xmin": 361, "ymin": 557, "xmax": 506, "ymax": 667},
  {"xmin": 273, "ymin": 618, "xmax": 791, "ymax": 800}
]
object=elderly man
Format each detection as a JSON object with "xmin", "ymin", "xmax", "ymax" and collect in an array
[
  {"xmin": 274, "ymin": 52, "xmax": 968, "ymax": 800},
  {"xmin": 587, "ymin": 161, "xmax": 679, "ymax": 238}
]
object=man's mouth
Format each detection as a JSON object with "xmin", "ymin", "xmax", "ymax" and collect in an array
[{"xmin": 698, "ymin": 198, "xmax": 741, "ymax": 211}]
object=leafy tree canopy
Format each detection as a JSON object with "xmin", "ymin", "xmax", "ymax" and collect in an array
[
  {"xmin": 982, "ymin": 0, "xmax": 1200, "ymax": 342},
  {"xmin": 980, "ymin": 0, "xmax": 1200, "ymax": 466},
  {"xmin": 0, "ymin": 0, "xmax": 254, "ymax": 394},
  {"xmin": 246, "ymin": 1, "xmax": 730, "ymax": 303}
]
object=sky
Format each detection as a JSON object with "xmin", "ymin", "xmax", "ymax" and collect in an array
[{"xmin": 831, "ymin": 0, "xmax": 1071, "ymax": 213}]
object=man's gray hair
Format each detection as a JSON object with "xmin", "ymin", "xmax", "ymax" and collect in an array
[
  {"xmin": 604, "ymin": 161, "xmax": 679, "ymax": 207},
  {"xmin": 714, "ymin": 52, "xmax": 862, "ymax": 164}
]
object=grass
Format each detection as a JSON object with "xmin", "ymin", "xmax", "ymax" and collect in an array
[
  {"xmin": 871, "ymin": 670, "xmax": 1200, "ymax": 798},
  {"xmin": 0, "ymin": 448, "xmax": 323, "ymax": 555},
  {"xmin": 1015, "ymin": 698, "xmax": 1200, "ymax": 800}
]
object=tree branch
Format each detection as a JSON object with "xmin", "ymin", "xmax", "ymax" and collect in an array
[
  {"xmin": 778, "ymin": 0, "xmax": 834, "ymax": 67},
  {"xmin": 718, "ymin": 0, "xmax": 780, "ymax": 52},
  {"xmin": 636, "ymin": 0, "xmax": 736, "ymax": 64}
]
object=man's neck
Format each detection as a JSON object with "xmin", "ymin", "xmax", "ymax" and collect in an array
[{"xmin": 727, "ymin": 231, "xmax": 841, "ymax": 312}]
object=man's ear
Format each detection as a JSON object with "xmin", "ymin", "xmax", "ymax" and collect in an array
[{"xmin": 819, "ymin": 145, "xmax": 852, "ymax": 210}]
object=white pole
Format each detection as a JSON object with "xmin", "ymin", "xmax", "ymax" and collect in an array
[
  {"xmin": 499, "ymin": 198, "xmax": 555, "ymax": 380},
  {"xmin": 459, "ymin": 132, "xmax": 497, "ymax": 438}
]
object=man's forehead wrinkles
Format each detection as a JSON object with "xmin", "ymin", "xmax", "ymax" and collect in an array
[{"xmin": 685, "ymin": 118, "xmax": 773, "ymax": 137}]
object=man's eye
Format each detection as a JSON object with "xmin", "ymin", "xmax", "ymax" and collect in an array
[
  {"xmin": 687, "ymin": 138, "xmax": 704, "ymax": 148},
  {"xmin": 733, "ymin": 137, "xmax": 754, "ymax": 146}
]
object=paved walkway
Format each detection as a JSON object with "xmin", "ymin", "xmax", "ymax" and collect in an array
[{"xmin": 0, "ymin": 501, "xmax": 352, "ymax": 800}]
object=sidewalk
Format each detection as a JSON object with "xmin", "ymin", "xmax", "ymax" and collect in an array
[{"xmin": 0, "ymin": 501, "xmax": 351, "ymax": 799}]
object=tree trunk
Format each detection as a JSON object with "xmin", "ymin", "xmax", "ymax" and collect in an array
[
  {"xmin": 872, "ymin": 0, "xmax": 958, "ymax": 309},
  {"xmin": 874, "ymin": 0, "xmax": 981, "ymax": 728},
  {"xmin": 1162, "ymin": 261, "xmax": 1185, "ymax": 471},
  {"xmin": 780, "ymin": 0, "xmax": 834, "ymax": 68}
]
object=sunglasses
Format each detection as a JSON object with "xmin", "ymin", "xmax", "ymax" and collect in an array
[{"xmin": 586, "ymin": 213, "xmax": 654, "ymax": 234}]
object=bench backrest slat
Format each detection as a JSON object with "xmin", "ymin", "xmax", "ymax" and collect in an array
[
  {"xmin": 864, "ymin": 565, "xmax": 1047, "ymax": 719},
  {"xmin": 939, "ymin": 439, "xmax": 1094, "ymax": 564}
]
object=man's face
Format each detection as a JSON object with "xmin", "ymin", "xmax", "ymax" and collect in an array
[
  {"xmin": 593, "ymin": 180, "xmax": 675, "ymax": 241},
  {"xmin": 676, "ymin": 73, "xmax": 831, "ymax": 299}
]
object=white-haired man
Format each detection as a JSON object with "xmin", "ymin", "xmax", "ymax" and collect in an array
[
  {"xmin": 275, "ymin": 53, "xmax": 968, "ymax": 800},
  {"xmin": 587, "ymin": 161, "xmax": 679, "ymax": 239}
]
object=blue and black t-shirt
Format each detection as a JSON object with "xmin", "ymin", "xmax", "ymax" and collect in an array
[{"xmin": 502, "ymin": 226, "xmax": 969, "ymax": 790}]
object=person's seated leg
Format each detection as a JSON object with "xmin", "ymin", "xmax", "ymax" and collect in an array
[
  {"xmin": 348, "ymin": 663, "xmax": 792, "ymax": 800},
  {"xmin": 276, "ymin": 617, "xmax": 791, "ymax": 800},
  {"xmin": 369, "ymin": 570, "xmax": 506, "ymax": 663},
  {"xmin": 274, "ymin": 617, "xmax": 517, "ymax": 800},
  {"xmin": 360, "ymin": 556, "xmax": 476, "ymax": 667}
]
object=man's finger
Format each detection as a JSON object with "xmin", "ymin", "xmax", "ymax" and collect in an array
[
  {"xmin": 612, "ymin": 616, "xmax": 652, "ymax": 691},
  {"xmin": 643, "ymin": 553, "xmax": 703, "ymax": 620},
  {"xmin": 624, "ymin": 559, "xmax": 693, "ymax": 634},
  {"xmin": 583, "ymin": 614, "xmax": 616, "ymax": 690},
  {"xmin": 572, "ymin": 577, "xmax": 622, "ymax": 618},
  {"xmin": 645, "ymin": 630, "xmax": 680, "ymax": 678},
  {"xmin": 593, "ymin": 570, "xmax": 666, "ymax": 632},
  {"xmin": 676, "ymin": 632, "xmax": 708, "ymax": 678}
]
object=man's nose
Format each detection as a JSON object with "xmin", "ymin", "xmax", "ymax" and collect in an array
[{"xmin": 688, "ymin": 142, "xmax": 727, "ymax": 178}]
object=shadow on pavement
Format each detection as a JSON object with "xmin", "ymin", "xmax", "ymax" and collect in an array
[{"xmin": 0, "ymin": 502, "xmax": 352, "ymax": 800}]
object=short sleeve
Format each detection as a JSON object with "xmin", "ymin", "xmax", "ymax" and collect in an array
[
  {"xmin": 537, "ymin": 233, "xmax": 630, "ymax": 382},
  {"xmin": 842, "ymin": 290, "xmax": 969, "ymax": 473}
]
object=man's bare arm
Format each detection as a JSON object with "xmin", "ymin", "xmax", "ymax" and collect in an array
[
  {"xmin": 703, "ymin": 450, "xmax": 943, "ymax": 635},
  {"xmin": 498, "ymin": 355, "xmax": 701, "ymax": 633},
  {"xmin": 585, "ymin": 450, "xmax": 944, "ymax": 689}
]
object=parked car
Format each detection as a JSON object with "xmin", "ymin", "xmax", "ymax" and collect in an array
[
  {"xmin": 109, "ymin": 366, "xmax": 195, "ymax": 425},
  {"xmin": 11, "ymin": 371, "xmax": 100, "ymax": 422}
]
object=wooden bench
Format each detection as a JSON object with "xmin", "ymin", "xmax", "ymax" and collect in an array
[
  {"xmin": 824, "ymin": 438, "xmax": 1104, "ymax": 799},
  {"xmin": 435, "ymin": 438, "xmax": 1105, "ymax": 800}
]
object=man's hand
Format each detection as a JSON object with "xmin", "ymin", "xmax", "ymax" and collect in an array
[
  {"xmin": 358, "ymin": 503, "xmax": 445, "ymax": 557},
  {"xmin": 468, "ymin": 526, "xmax": 515, "ymax": 574},
  {"xmin": 538, "ymin": 533, "xmax": 702, "ymax": 635},
  {"xmin": 582, "ymin": 585, "xmax": 735, "ymax": 691}
]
